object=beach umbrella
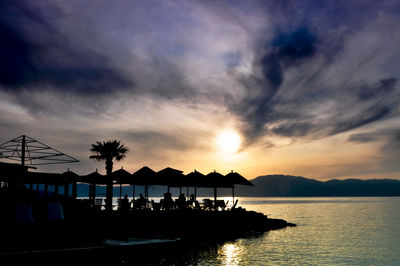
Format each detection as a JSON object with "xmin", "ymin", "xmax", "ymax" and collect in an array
[
  {"xmin": 80, "ymin": 170, "xmax": 107, "ymax": 201},
  {"xmin": 185, "ymin": 170, "xmax": 206, "ymax": 200},
  {"xmin": 206, "ymin": 171, "xmax": 230, "ymax": 202},
  {"xmin": 225, "ymin": 171, "xmax": 254, "ymax": 202},
  {"xmin": 157, "ymin": 167, "xmax": 185, "ymax": 193},
  {"xmin": 132, "ymin": 166, "xmax": 157, "ymax": 199},
  {"xmin": 61, "ymin": 169, "xmax": 80, "ymax": 197},
  {"xmin": 80, "ymin": 170, "xmax": 108, "ymax": 184},
  {"xmin": 112, "ymin": 167, "xmax": 132, "ymax": 199}
]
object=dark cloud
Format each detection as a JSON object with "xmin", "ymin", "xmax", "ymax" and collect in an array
[
  {"xmin": 229, "ymin": 0, "xmax": 400, "ymax": 146},
  {"xmin": 231, "ymin": 26, "xmax": 320, "ymax": 144},
  {"xmin": 122, "ymin": 131, "xmax": 193, "ymax": 152},
  {"xmin": 271, "ymin": 122, "xmax": 317, "ymax": 138},
  {"xmin": 348, "ymin": 129, "xmax": 400, "ymax": 161},
  {"xmin": 0, "ymin": 1, "xmax": 132, "ymax": 94},
  {"xmin": 356, "ymin": 78, "xmax": 396, "ymax": 101},
  {"xmin": 348, "ymin": 133, "xmax": 379, "ymax": 143},
  {"xmin": 1, "ymin": 0, "xmax": 400, "ymax": 155}
]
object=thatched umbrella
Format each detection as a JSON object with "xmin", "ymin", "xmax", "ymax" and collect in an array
[
  {"xmin": 131, "ymin": 166, "xmax": 157, "ymax": 200},
  {"xmin": 62, "ymin": 169, "xmax": 80, "ymax": 198},
  {"xmin": 156, "ymin": 167, "xmax": 185, "ymax": 193},
  {"xmin": 112, "ymin": 167, "xmax": 132, "ymax": 199},
  {"xmin": 185, "ymin": 170, "xmax": 205, "ymax": 200},
  {"xmin": 206, "ymin": 170, "xmax": 231, "ymax": 201},
  {"xmin": 80, "ymin": 170, "xmax": 107, "ymax": 201},
  {"xmin": 225, "ymin": 170, "xmax": 254, "ymax": 202}
]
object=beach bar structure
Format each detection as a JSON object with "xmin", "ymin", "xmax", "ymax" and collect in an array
[
  {"xmin": 0, "ymin": 135, "xmax": 80, "ymax": 198},
  {"xmin": 1, "ymin": 135, "xmax": 254, "ymax": 213}
]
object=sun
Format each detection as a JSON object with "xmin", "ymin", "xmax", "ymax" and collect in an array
[{"xmin": 216, "ymin": 130, "xmax": 241, "ymax": 154}]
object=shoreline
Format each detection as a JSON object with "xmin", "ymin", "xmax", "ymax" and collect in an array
[{"xmin": 0, "ymin": 208, "xmax": 295, "ymax": 257}]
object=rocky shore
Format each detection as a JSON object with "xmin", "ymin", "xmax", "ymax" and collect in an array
[{"xmin": 1, "ymin": 207, "xmax": 295, "ymax": 258}]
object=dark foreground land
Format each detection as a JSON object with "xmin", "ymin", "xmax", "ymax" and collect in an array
[{"xmin": 0, "ymin": 205, "xmax": 295, "ymax": 264}]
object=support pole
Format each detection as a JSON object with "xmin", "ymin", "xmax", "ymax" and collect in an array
[
  {"xmin": 64, "ymin": 183, "xmax": 69, "ymax": 196},
  {"xmin": 93, "ymin": 183, "xmax": 96, "ymax": 202},
  {"xmin": 44, "ymin": 183, "xmax": 48, "ymax": 197},
  {"xmin": 21, "ymin": 135, "xmax": 26, "ymax": 167},
  {"xmin": 72, "ymin": 182, "xmax": 77, "ymax": 199},
  {"xmin": 89, "ymin": 184, "xmax": 92, "ymax": 201}
]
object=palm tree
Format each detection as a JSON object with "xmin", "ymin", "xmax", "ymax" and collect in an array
[{"xmin": 90, "ymin": 140, "xmax": 128, "ymax": 212}]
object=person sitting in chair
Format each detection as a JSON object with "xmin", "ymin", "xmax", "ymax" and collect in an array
[
  {"xmin": 119, "ymin": 194, "xmax": 130, "ymax": 211},
  {"xmin": 188, "ymin": 193, "xmax": 195, "ymax": 208},
  {"xmin": 137, "ymin": 193, "xmax": 146, "ymax": 209},
  {"xmin": 163, "ymin": 192, "xmax": 173, "ymax": 210},
  {"xmin": 177, "ymin": 193, "xmax": 186, "ymax": 209}
]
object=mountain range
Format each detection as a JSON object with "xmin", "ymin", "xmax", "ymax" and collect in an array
[
  {"xmin": 234, "ymin": 175, "xmax": 400, "ymax": 197},
  {"xmin": 76, "ymin": 174, "xmax": 400, "ymax": 197}
]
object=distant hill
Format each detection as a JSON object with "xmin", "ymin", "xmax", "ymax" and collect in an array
[
  {"xmin": 75, "ymin": 175, "xmax": 400, "ymax": 198},
  {"xmin": 234, "ymin": 175, "xmax": 400, "ymax": 197}
]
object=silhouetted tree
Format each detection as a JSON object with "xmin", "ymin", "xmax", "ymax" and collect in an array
[{"xmin": 90, "ymin": 140, "xmax": 128, "ymax": 212}]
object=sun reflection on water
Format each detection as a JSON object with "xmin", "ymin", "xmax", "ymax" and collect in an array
[{"xmin": 219, "ymin": 242, "xmax": 243, "ymax": 265}]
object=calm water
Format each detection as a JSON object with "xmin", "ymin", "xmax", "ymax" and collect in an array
[
  {"xmin": 91, "ymin": 197, "xmax": 400, "ymax": 265},
  {"xmin": 191, "ymin": 197, "xmax": 400, "ymax": 265}
]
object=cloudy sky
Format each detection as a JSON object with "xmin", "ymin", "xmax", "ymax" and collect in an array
[{"xmin": 1, "ymin": 0, "xmax": 399, "ymax": 180}]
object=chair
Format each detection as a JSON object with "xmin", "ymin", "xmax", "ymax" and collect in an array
[
  {"xmin": 194, "ymin": 200, "xmax": 202, "ymax": 210},
  {"xmin": 47, "ymin": 202, "xmax": 64, "ymax": 220},
  {"xmin": 203, "ymin": 199, "xmax": 213, "ymax": 211},
  {"xmin": 229, "ymin": 199, "xmax": 239, "ymax": 210},
  {"xmin": 94, "ymin": 199, "xmax": 103, "ymax": 210},
  {"xmin": 117, "ymin": 198, "xmax": 131, "ymax": 211},
  {"xmin": 151, "ymin": 200, "xmax": 161, "ymax": 211},
  {"xmin": 215, "ymin": 200, "xmax": 227, "ymax": 210}
]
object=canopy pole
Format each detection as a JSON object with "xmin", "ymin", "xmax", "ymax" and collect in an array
[
  {"xmin": 232, "ymin": 186, "xmax": 235, "ymax": 202},
  {"xmin": 194, "ymin": 186, "xmax": 197, "ymax": 201},
  {"xmin": 214, "ymin": 187, "xmax": 217, "ymax": 202},
  {"xmin": 72, "ymin": 181, "xmax": 77, "ymax": 199},
  {"xmin": 44, "ymin": 183, "xmax": 48, "ymax": 197},
  {"xmin": 89, "ymin": 184, "xmax": 92, "ymax": 201},
  {"xmin": 119, "ymin": 183, "xmax": 122, "ymax": 199},
  {"xmin": 64, "ymin": 183, "xmax": 69, "ymax": 196},
  {"xmin": 93, "ymin": 183, "xmax": 96, "ymax": 202},
  {"xmin": 145, "ymin": 185, "xmax": 149, "ymax": 208},
  {"xmin": 21, "ymin": 135, "xmax": 26, "ymax": 167},
  {"xmin": 132, "ymin": 185, "xmax": 135, "ymax": 199}
]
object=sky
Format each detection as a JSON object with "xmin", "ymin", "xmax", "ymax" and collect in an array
[{"xmin": 1, "ymin": 0, "xmax": 399, "ymax": 180}]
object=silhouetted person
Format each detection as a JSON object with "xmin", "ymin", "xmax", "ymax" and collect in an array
[
  {"xmin": 163, "ymin": 192, "xmax": 173, "ymax": 210},
  {"xmin": 178, "ymin": 193, "xmax": 186, "ymax": 209},
  {"xmin": 138, "ymin": 193, "xmax": 145, "ymax": 209},
  {"xmin": 119, "ymin": 194, "xmax": 130, "ymax": 212}
]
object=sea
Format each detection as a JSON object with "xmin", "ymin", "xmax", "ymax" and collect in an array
[
  {"xmin": 202, "ymin": 197, "xmax": 400, "ymax": 266},
  {"xmin": 102, "ymin": 196, "xmax": 400, "ymax": 265}
]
